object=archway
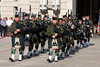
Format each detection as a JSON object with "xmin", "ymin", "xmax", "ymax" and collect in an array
[{"xmin": 76, "ymin": 0, "xmax": 100, "ymax": 24}]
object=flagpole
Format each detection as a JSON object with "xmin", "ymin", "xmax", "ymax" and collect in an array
[{"xmin": 98, "ymin": 9, "xmax": 100, "ymax": 36}]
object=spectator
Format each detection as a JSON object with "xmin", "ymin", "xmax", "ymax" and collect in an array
[
  {"xmin": 0, "ymin": 16, "xmax": 1, "ymax": 20},
  {"xmin": 0, "ymin": 17, "xmax": 7, "ymax": 36},
  {"xmin": 6, "ymin": 17, "xmax": 13, "ymax": 34},
  {"xmin": 0, "ymin": 16, "xmax": 3, "ymax": 37}
]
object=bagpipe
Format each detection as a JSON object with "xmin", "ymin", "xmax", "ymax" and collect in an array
[{"xmin": 24, "ymin": 21, "xmax": 33, "ymax": 33}]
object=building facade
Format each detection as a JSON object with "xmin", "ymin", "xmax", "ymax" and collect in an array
[{"xmin": 0, "ymin": 0, "xmax": 76, "ymax": 18}]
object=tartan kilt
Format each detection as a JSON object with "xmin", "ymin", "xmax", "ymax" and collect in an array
[
  {"xmin": 77, "ymin": 32, "xmax": 84, "ymax": 40},
  {"xmin": 32, "ymin": 34, "xmax": 38, "ymax": 43}
]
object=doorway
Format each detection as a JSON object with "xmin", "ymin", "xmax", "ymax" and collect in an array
[{"xmin": 76, "ymin": 0, "xmax": 100, "ymax": 24}]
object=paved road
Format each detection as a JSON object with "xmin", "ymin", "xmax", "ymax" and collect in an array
[{"xmin": 0, "ymin": 34, "xmax": 100, "ymax": 67}]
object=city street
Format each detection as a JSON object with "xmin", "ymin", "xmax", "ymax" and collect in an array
[{"xmin": 0, "ymin": 34, "xmax": 100, "ymax": 67}]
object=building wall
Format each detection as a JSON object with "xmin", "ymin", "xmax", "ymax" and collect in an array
[
  {"xmin": 0, "ymin": 0, "xmax": 14, "ymax": 18},
  {"xmin": 0, "ymin": 0, "xmax": 76, "ymax": 18}
]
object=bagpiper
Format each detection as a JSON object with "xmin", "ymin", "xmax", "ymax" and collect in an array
[
  {"xmin": 46, "ymin": 17, "xmax": 64, "ymax": 62},
  {"xmin": 9, "ymin": 15, "xmax": 26, "ymax": 62},
  {"xmin": 76, "ymin": 20, "xmax": 86, "ymax": 49}
]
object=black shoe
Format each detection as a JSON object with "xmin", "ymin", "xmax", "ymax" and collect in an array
[
  {"xmin": 34, "ymin": 50, "xmax": 39, "ymax": 56},
  {"xmin": 71, "ymin": 50, "xmax": 75, "ymax": 53},
  {"xmin": 35, "ymin": 54, "xmax": 38, "ymax": 56},
  {"xmin": 47, "ymin": 59, "xmax": 53, "ymax": 63},
  {"xmin": 66, "ymin": 54, "xmax": 69, "ymax": 57},
  {"xmin": 83, "ymin": 45, "xmax": 86, "ymax": 48},
  {"xmin": 34, "ymin": 50, "xmax": 38, "ymax": 56},
  {"xmin": 41, "ymin": 50, "xmax": 45, "ymax": 53},
  {"xmin": 18, "ymin": 60, "xmax": 22, "ymax": 62},
  {"xmin": 30, "ymin": 54, "xmax": 33, "ymax": 57},
  {"xmin": 22, "ymin": 55, "xmax": 24, "ymax": 60},
  {"xmin": 55, "ymin": 60, "xmax": 58, "ymax": 62},
  {"xmin": 61, "ymin": 57, "xmax": 65, "ymax": 59},
  {"xmin": 76, "ymin": 46, "xmax": 79, "ymax": 49},
  {"xmin": 41, "ymin": 51, "xmax": 44, "ymax": 53},
  {"xmin": 55, "ymin": 57, "xmax": 59, "ymax": 62},
  {"xmin": 62, "ymin": 57, "xmax": 64, "ymax": 59},
  {"xmin": 43, "ymin": 49, "xmax": 45, "ymax": 52},
  {"xmin": 9, "ymin": 58, "xmax": 15, "ymax": 62},
  {"xmin": 27, "ymin": 56, "xmax": 31, "ymax": 59},
  {"xmin": 72, "ymin": 50, "xmax": 75, "ymax": 52},
  {"xmin": 58, "ymin": 56, "xmax": 60, "ymax": 60},
  {"xmin": 34, "ymin": 50, "xmax": 35, "ymax": 53},
  {"xmin": 47, "ymin": 48, "xmax": 50, "ymax": 51}
]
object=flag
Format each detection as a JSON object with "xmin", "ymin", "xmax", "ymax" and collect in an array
[{"xmin": 98, "ymin": 11, "xmax": 100, "ymax": 32}]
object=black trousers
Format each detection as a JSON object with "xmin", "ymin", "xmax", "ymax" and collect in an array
[{"xmin": 1, "ymin": 26, "xmax": 7, "ymax": 37}]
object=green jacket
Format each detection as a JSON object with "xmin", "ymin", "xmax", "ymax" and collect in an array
[
  {"xmin": 89, "ymin": 20, "xmax": 93, "ymax": 28},
  {"xmin": 10, "ymin": 20, "xmax": 26, "ymax": 37},
  {"xmin": 77, "ymin": 23, "xmax": 86, "ymax": 33},
  {"xmin": 63, "ymin": 23, "xmax": 71, "ymax": 36},
  {"xmin": 46, "ymin": 23, "xmax": 64, "ymax": 38},
  {"xmin": 23, "ymin": 19, "xmax": 36, "ymax": 34}
]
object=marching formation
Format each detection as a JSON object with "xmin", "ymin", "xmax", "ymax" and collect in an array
[{"xmin": 9, "ymin": 13, "xmax": 93, "ymax": 63}]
